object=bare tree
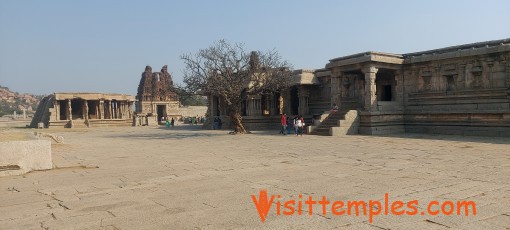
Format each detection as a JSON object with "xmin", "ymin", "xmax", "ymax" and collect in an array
[{"xmin": 181, "ymin": 40, "xmax": 292, "ymax": 134}]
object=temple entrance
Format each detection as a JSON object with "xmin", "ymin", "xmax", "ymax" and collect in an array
[
  {"xmin": 71, "ymin": 99, "xmax": 83, "ymax": 119},
  {"xmin": 290, "ymin": 86, "xmax": 299, "ymax": 115},
  {"xmin": 376, "ymin": 69, "xmax": 396, "ymax": 101},
  {"xmin": 157, "ymin": 105, "xmax": 166, "ymax": 122}
]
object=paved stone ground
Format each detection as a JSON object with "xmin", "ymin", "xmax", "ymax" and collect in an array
[{"xmin": 1, "ymin": 125, "xmax": 509, "ymax": 229}]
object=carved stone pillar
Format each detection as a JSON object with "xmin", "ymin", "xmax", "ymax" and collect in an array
[
  {"xmin": 67, "ymin": 99, "xmax": 72, "ymax": 121},
  {"xmin": 118, "ymin": 102, "xmax": 123, "ymax": 119},
  {"xmin": 99, "ymin": 100, "xmax": 104, "ymax": 119},
  {"xmin": 363, "ymin": 66, "xmax": 378, "ymax": 111},
  {"xmin": 55, "ymin": 100, "xmax": 60, "ymax": 121},
  {"xmin": 110, "ymin": 101, "xmax": 114, "ymax": 119},
  {"xmin": 128, "ymin": 102, "xmax": 133, "ymax": 119},
  {"xmin": 67, "ymin": 99, "xmax": 73, "ymax": 128},
  {"xmin": 83, "ymin": 99, "xmax": 88, "ymax": 120}
]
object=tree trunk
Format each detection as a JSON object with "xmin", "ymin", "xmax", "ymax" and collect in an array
[{"xmin": 228, "ymin": 109, "xmax": 248, "ymax": 134}]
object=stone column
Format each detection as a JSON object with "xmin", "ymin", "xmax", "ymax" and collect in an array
[
  {"xmin": 118, "ymin": 102, "xmax": 122, "ymax": 119},
  {"xmin": 363, "ymin": 66, "xmax": 378, "ymax": 111},
  {"xmin": 55, "ymin": 100, "xmax": 60, "ymax": 120},
  {"xmin": 67, "ymin": 99, "xmax": 73, "ymax": 127},
  {"xmin": 109, "ymin": 101, "xmax": 114, "ymax": 119},
  {"xmin": 67, "ymin": 99, "xmax": 72, "ymax": 120},
  {"xmin": 99, "ymin": 100, "xmax": 104, "ymax": 119},
  {"xmin": 121, "ymin": 102, "xmax": 125, "ymax": 119},
  {"xmin": 128, "ymin": 102, "xmax": 133, "ymax": 119},
  {"xmin": 83, "ymin": 99, "xmax": 88, "ymax": 120},
  {"xmin": 96, "ymin": 102, "xmax": 100, "ymax": 119}
]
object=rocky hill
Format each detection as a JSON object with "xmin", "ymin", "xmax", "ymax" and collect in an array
[{"xmin": 0, "ymin": 85, "xmax": 43, "ymax": 117}]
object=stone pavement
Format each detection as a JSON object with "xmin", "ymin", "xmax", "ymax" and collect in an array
[{"xmin": 0, "ymin": 125, "xmax": 509, "ymax": 229}]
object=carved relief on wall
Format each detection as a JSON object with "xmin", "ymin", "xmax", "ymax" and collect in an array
[
  {"xmin": 470, "ymin": 65, "xmax": 483, "ymax": 89},
  {"xmin": 441, "ymin": 63, "xmax": 457, "ymax": 91},
  {"xmin": 342, "ymin": 74, "xmax": 359, "ymax": 97},
  {"xmin": 420, "ymin": 70, "xmax": 433, "ymax": 91}
]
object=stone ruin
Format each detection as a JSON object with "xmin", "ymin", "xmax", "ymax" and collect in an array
[{"xmin": 134, "ymin": 65, "xmax": 180, "ymax": 126}]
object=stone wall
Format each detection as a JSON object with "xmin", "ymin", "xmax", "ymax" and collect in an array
[
  {"xmin": 179, "ymin": 106, "xmax": 207, "ymax": 118},
  {"xmin": 400, "ymin": 44, "xmax": 510, "ymax": 136}
]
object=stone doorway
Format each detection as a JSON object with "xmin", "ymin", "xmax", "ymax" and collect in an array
[
  {"xmin": 157, "ymin": 105, "xmax": 166, "ymax": 122},
  {"xmin": 71, "ymin": 99, "xmax": 83, "ymax": 120},
  {"xmin": 376, "ymin": 69, "xmax": 396, "ymax": 102}
]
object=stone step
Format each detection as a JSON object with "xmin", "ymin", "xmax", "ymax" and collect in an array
[
  {"xmin": 331, "ymin": 126, "xmax": 359, "ymax": 135},
  {"xmin": 311, "ymin": 109, "xmax": 360, "ymax": 136}
]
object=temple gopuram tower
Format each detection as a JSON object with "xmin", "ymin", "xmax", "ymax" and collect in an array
[{"xmin": 136, "ymin": 65, "xmax": 179, "ymax": 124}]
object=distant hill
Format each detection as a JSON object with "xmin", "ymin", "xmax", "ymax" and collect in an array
[{"xmin": 0, "ymin": 85, "xmax": 44, "ymax": 117}]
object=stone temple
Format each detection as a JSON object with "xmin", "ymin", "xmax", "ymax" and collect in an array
[
  {"xmin": 135, "ymin": 65, "xmax": 179, "ymax": 125},
  {"xmin": 30, "ymin": 93, "xmax": 135, "ymax": 128},
  {"xmin": 206, "ymin": 38, "xmax": 510, "ymax": 136}
]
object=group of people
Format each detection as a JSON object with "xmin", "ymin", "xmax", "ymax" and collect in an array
[
  {"xmin": 163, "ymin": 116, "xmax": 175, "ymax": 128},
  {"xmin": 190, "ymin": 115, "xmax": 205, "ymax": 125},
  {"xmin": 279, "ymin": 113, "xmax": 306, "ymax": 136}
]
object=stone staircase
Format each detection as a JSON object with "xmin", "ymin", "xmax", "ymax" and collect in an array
[{"xmin": 310, "ymin": 110, "xmax": 360, "ymax": 136}]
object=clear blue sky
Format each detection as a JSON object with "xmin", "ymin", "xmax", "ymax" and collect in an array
[{"xmin": 1, "ymin": 0, "xmax": 509, "ymax": 95}]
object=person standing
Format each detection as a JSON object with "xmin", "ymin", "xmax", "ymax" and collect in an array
[
  {"xmin": 299, "ymin": 116, "xmax": 305, "ymax": 136},
  {"xmin": 295, "ymin": 116, "xmax": 304, "ymax": 136},
  {"xmin": 293, "ymin": 116, "xmax": 299, "ymax": 134},
  {"xmin": 170, "ymin": 117, "xmax": 175, "ymax": 128},
  {"xmin": 279, "ymin": 113, "xmax": 287, "ymax": 135},
  {"xmin": 165, "ymin": 119, "xmax": 170, "ymax": 128}
]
